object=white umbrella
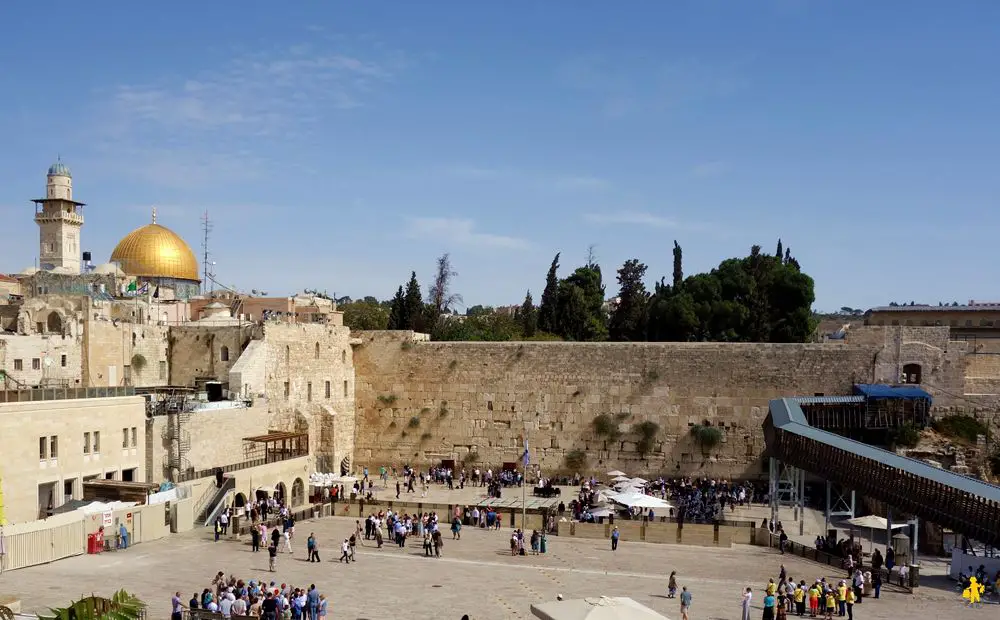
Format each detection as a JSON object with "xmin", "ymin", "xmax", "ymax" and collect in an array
[
  {"xmin": 606, "ymin": 470, "xmax": 627, "ymax": 477},
  {"xmin": 610, "ymin": 475, "xmax": 631, "ymax": 483},
  {"xmin": 531, "ymin": 596, "xmax": 669, "ymax": 620},
  {"xmin": 629, "ymin": 477, "xmax": 648, "ymax": 485},
  {"xmin": 845, "ymin": 515, "xmax": 907, "ymax": 553}
]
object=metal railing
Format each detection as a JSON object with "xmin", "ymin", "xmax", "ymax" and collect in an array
[
  {"xmin": 176, "ymin": 449, "xmax": 308, "ymax": 484},
  {"xmin": 0, "ymin": 385, "xmax": 136, "ymax": 403}
]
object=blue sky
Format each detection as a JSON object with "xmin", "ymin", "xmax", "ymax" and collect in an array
[{"xmin": 1, "ymin": 1, "xmax": 998, "ymax": 312}]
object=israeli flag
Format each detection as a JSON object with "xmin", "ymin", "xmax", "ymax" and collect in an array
[{"xmin": 522, "ymin": 437, "xmax": 530, "ymax": 467}]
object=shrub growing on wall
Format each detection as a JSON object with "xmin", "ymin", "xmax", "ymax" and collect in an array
[
  {"xmin": 635, "ymin": 420, "xmax": 660, "ymax": 457},
  {"xmin": 130, "ymin": 353, "xmax": 147, "ymax": 372},
  {"xmin": 931, "ymin": 414, "xmax": 987, "ymax": 443},
  {"xmin": 690, "ymin": 424, "xmax": 722, "ymax": 450},
  {"xmin": 890, "ymin": 423, "xmax": 921, "ymax": 448},
  {"xmin": 592, "ymin": 413, "xmax": 620, "ymax": 441},
  {"xmin": 564, "ymin": 449, "xmax": 588, "ymax": 472}
]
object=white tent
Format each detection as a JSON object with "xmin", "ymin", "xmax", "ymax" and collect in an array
[
  {"xmin": 610, "ymin": 475, "xmax": 631, "ymax": 483},
  {"xmin": 629, "ymin": 477, "xmax": 648, "ymax": 485},
  {"xmin": 531, "ymin": 596, "xmax": 669, "ymax": 620},
  {"xmin": 845, "ymin": 515, "xmax": 907, "ymax": 553},
  {"xmin": 606, "ymin": 470, "xmax": 627, "ymax": 477},
  {"xmin": 609, "ymin": 492, "xmax": 672, "ymax": 510}
]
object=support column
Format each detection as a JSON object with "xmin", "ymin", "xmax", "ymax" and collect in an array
[
  {"xmin": 769, "ymin": 457, "xmax": 778, "ymax": 530},
  {"xmin": 910, "ymin": 516, "xmax": 919, "ymax": 566},
  {"xmin": 825, "ymin": 480, "xmax": 831, "ymax": 533},
  {"xmin": 799, "ymin": 468, "xmax": 806, "ymax": 536}
]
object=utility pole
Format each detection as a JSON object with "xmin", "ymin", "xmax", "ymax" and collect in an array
[{"xmin": 201, "ymin": 211, "xmax": 213, "ymax": 294}]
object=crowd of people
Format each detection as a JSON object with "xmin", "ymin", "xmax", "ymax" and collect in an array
[{"xmin": 171, "ymin": 573, "xmax": 329, "ymax": 619}]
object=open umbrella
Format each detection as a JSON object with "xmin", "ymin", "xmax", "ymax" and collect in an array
[
  {"xmin": 606, "ymin": 470, "xmax": 627, "ymax": 477},
  {"xmin": 610, "ymin": 475, "xmax": 631, "ymax": 483},
  {"xmin": 531, "ymin": 596, "xmax": 669, "ymax": 620},
  {"xmin": 845, "ymin": 515, "xmax": 907, "ymax": 553}
]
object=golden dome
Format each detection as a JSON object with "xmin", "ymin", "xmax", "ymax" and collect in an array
[{"xmin": 110, "ymin": 216, "xmax": 200, "ymax": 282}]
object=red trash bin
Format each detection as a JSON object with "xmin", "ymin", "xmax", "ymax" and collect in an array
[{"xmin": 87, "ymin": 533, "xmax": 98, "ymax": 554}]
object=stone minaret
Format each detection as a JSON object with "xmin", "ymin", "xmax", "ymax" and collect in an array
[{"xmin": 33, "ymin": 159, "xmax": 85, "ymax": 273}]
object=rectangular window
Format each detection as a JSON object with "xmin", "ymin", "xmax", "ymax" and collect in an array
[
  {"xmin": 123, "ymin": 365, "xmax": 131, "ymax": 382},
  {"xmin": 32, "ymin": 358, "xmax": 41, "ymax": 370},
  {"xmin": 83, "ymin": 432, "xmax": 91, "ymax": 454},
  {"xmin": 60, "ymin": 354, "xmax": 67, "ymax": 367},
  {"xmin": 50, "ymin": 435, "xmax": 58, "ymax": 459},
  {"xmin": 325, "ymin": 381, "xmax": 331, "ymax": 399},
  {"xmin": 284, "ymin": 381, "xmax": 290, "ymax": 400},
  {"xmin": 307, "ymin": 381, "xmax": 313, "ymax": 402},
  {"xmin": 123, "ymin": 428, "xmax": 129, "ymax": 448},
  {"xmin": 93, "ymin": 431, "xmax": 101, "ymax": 453},
  {"xmin": 131, "ymin": 427, "xmax": 137, "ymax": 447},
  {"xmin": 13, "ymin": 359, "xmax": 22, "ymax": 371},
  {"xmin": 343, "ymin": 380, "xmax": 348, "ymax": 398},
  {"xmin": 159, "ymin": 360, "xmax": 167, "ymax": 380},
  {"xmin": 40, "ymin": 436, "xmax": 47, "ymax": 460}
]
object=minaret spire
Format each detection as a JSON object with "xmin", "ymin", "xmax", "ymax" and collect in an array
[{"xmin": 151, "ymin": 206, "xmax": 157, "ymax": 224}]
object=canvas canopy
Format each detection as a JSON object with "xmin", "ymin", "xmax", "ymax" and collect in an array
[
  {"xmin": 531, "ymin": 596, "xmax": 669, "ymax": 620},
  {"xmin": 846, "ymin": 515, "xmax": 907, "ymax": 530},
  {"xmin": 606, "ymin": 470, "xmax": 627, "ymax": 477}
]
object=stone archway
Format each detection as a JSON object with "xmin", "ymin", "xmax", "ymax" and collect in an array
[
  {"xmin": 902, "ymin": 363, "xmax": 922, "ymax": 384},
  {"xmin": 234, "ymin": 492, "xmax": 247, "ymax": 508},
  {"xmin": 291, "ymin": 478, "xmax": 305, "ymax": 507},
  {"xmin": 275, "ymin": 482, "xmax": 287, "ymax": 505},
  {"xmin": 46, "ymin": 311, "xmax": 63, "ymax": 334}
]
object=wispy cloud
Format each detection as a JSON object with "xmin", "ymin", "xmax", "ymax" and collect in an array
[
  {"xmin": 91, "ymin": 41, "xmax": 403, "ymax": 188},
  {"xmin": 405, "ymin": 218, "xmax": 529, "ymax": 249},
  {"xmin": 437, "ymin": 165, "xmax": 611, "ymax": 192},
  {"xmin": 691, "ymin": 161, "xmax": 729, "ymax": 178},
  {"xmin": 583, "ymin": 212, "xmax": 678, "ymax": 228},
  {"xmin": 557, "ymin": 54, "xmax": 749, "ymax": 118}
]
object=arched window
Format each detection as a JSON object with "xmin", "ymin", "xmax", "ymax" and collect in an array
[
  {"xmin": 233, "ymin": 492, "xmax": 247, "ymax": 508},
  {"xmin": 220, "ymin": 345, "xmax": 230, "ymax": 362},
  {"xmin": 902, "ymin": 363, "xmax": 922, "ymax": 384},
  {"xmin": 291, "ymin": 478, "xmax": 305, "ymax": 507},
  {"xmin": 315, "ymin": 342, "xmax": 320, "ymax": 359},
  {"xmin": 46, "ymin": 312, "xmax": 63, "ymax": 334}
]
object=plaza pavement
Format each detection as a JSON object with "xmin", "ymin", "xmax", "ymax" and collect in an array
[{"xmin": 0, "ymin": 512, "xmax": 968, "ymax": 620}]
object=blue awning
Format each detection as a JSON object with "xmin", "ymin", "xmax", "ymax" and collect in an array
[{"xmin": 852, "ymin": 384, "xmax": 933, "ymax": 402}]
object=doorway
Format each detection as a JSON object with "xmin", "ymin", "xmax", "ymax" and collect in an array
[{"xmin": 38, "ymin": 482, "xmax": 57, "ymax": 519}]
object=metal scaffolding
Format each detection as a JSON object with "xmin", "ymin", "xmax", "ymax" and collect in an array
[{"xmin": 769, "ymin": 457, "xmax": 807, "ymax": 536}]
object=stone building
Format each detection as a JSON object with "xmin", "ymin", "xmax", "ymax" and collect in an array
[
  {"xmin": 865, "ymin": 301, "xmax": 1000, "ymax": 341},
  {"xmin": 0, "ymin": 390, "xmax": 147, "ymax": 523}
]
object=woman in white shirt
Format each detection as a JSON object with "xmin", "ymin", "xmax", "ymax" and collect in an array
[{"xmin": 741, "ymin": 587, "xmax": 752, "ymax": 620}]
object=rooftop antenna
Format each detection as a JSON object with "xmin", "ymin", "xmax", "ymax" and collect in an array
[{"xmin": 201, "ymin": 210, "xmax": 214, "ymax": 294}]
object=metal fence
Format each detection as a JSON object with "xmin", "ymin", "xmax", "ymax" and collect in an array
[{"xmin": 0, "ymin": 385, "xmax": 136, "ymax": 403}]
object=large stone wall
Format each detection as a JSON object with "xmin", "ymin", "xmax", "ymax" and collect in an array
[
  {"xmin": 82, "ymin": 319, "xmax": 169, "ymax": 387},
  {"xmin": 148, "ymin": 402, "xmax": 271, "ymax": 482},
  {"xmin": 168, "ymin": 324, "xmax": 255, "ymax": 389},
  {"xmin": 351, "ymin": 332, "xmax": 883, "ymax": 478},
  {"xmin": 261, "ymin": 323, "xmax": 356, "ymax": 473}
]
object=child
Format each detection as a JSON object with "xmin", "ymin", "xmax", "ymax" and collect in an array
[
  {"xmin": 668, "ymin": 571, "xmax": 678, "ymax": 598},
  {"xmin": 823, "ymin": 589, "xmax": 836, "ymax": 620}
]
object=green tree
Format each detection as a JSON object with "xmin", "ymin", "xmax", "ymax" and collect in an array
[
  {"xmin": 672, "ymin": 241, "xmax": 683, "ymax": 288},
  {"xmin": 387, "ymin": 286, "xmax": 405, "ymax": 329},
  {"xmin": 434, "ymin": 311, "xmax": 521, "ymax": 341},
  {"xmin": 465, "ymin": 305, "xmax": 493, "ymax": 317},
  {"xmin": 403, "ymin": 272, "xmax": 426, "ymax": 331},
  {"xmin": 518, "ymin": 290, "xmax": 537, "ymax": 338},
  {"xmin": 428, "ymin": 253, "xmax": 462, "ymax": 315},
  {"xmin": 341, "ymin": 299, "xmax": 390, "ymax": 330},
  {"xmin": 537, "ymin": 253, "xmax": 561, "ymax": 334},
  {"xmin": 645, "ymin": 242, "xmax": 815, "ymax": 343},
  {"xmin": 555, "ymin": 263, "xmax": 607, "ymax": 341},
  {"xmin": 608, "ymin": 259, "xmax": 649, "ymax": 341}
]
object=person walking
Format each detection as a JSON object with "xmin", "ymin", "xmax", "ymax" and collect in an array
[
  {"xmin": 339, "ymin": 538, "xmax": 351, "ymax": 563},
  {"xmin": 251, "ymin": 525, "xmax": 261, "ymax": 552},
  {"xmin": 680, "ymin": 586, "xmax": 692, "ymax": 620},
  {"xmin": 307, "ymin": 533, "xmax": 320, "ymax": 562},
  {"xmin": 668, "ymin": 571, "xmax": 678, "ymax": 598},
  {"xmin": 267, "ymin": 541, "xmax": 277, "ymax": 572},
  {"xmin": 741, "ymin": 586, "xmax": 753, "ymax": 620},
  {"xmin": 611, "ymin": 526, "xmax": 620, "ymax": 552}
]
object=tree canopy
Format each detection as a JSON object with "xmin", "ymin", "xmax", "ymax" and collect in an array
[{"xmin": 346, "ymin": 241, "xmax": 817, "ymax": 343}]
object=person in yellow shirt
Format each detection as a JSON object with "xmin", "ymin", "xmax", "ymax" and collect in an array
[
  {"xmin": 836, "ymin": 582, "xmax": 847, "ymax": 617},
  {"xmin": 845, "ymin": 588, "xmax": 856, "ymax": 620},
  {"xmin": 767, "ymin": 578, "xmax": 778, "ymax": 596},
  {"xmin": 808, "ymin": 585, "xmax": 820, "ymax": 618},
  {"xmin": 794, "ymin": 584, "xmax": 806, "ymax": 617},
  {"xmin": 824, "ymin": 590, "xmax": 836, "ymax": 620}
]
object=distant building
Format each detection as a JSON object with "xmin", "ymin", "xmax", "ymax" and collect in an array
[{"xmin": 864, "ymin": 301, "xmax": 1000, "ymax": 340}]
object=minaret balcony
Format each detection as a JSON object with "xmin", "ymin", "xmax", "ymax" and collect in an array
[{"xmin": 34, "ymin": 212, "xmax": 84, "ymax": 225}]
